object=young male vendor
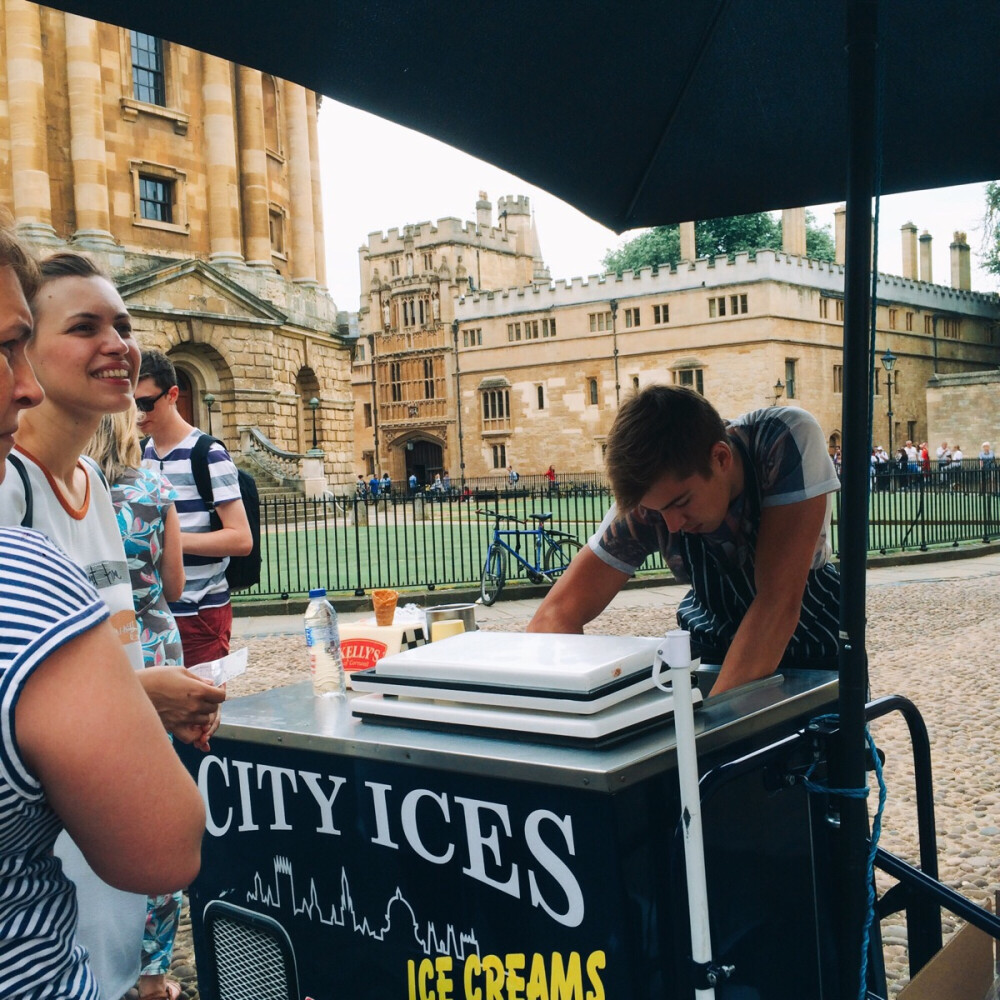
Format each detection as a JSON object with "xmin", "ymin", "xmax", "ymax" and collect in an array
[{"xmin": 528, "ymin": 385, "xmax": 841, "ymax": 696}]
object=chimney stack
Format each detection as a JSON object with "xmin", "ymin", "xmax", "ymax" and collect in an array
[
  {"xmin": 476, "ymin": 191, "xmax": 492, "ymax": 230},
  {"xmin": 900, "ymin": 221, "xmax": 918, "ymax": 279},
  {"xmin": 919, "ymin": 230, "xmax": 933, "ymax": 283},
  {"xmin": 781, "ymin": 207, "xmax": 807, "ymax": 256},
  {"xmin": 833, "ymin": 205, "xmax": 846, "ymax": 265},
  {"xmin": 679, "ymin": 221, "xmax": 696, "ymax": 262},
  {"xmin": 950, "ymin": 231, "xmax": 971, "ymax": 290}
]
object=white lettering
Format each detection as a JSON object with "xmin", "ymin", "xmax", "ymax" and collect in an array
[
  {"xmin": 198, "ymin": 755, "xmax": 232, "ymax": 836},
  {"xmin": 454, "ymin": 796, "xmax": 518, "ymax": 896},
  {"xmin": 366, "ymin": 781, "xmax": 399, "ymax": 848},
  {"xmin": 232, "ymin": 759, "xmax": 259, "ymax": 832},
  {"xmin": 525, "ymin": 810, "xmax": 584, "ymax": 928},
  {"xmin": 299, "ymin": 771, "xmax": 347, "ymax": 835},
  {"xmin": 257, "ymin": 765, "xmax": 298, "ymax": 830},
  {"xmin": 401, "ymin": 789, "xmax": 455, "ymax": 864}
]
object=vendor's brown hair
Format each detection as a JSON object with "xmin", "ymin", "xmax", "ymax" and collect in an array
[
  {"xmin": 604, "ymin": 384, "xmax": 728, "ymax": 511},
  {"xmin": 0, "ymin": 227, "xmax": 40, "ymax": 301},
  {"xmin": 86, "ymin": 406, "xmax": 143, "ymax": 485}
]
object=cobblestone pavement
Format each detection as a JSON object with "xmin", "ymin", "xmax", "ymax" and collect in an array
[{"xmin": 159, "ymin": 564, "xmax": 1000, "ymax": 999}]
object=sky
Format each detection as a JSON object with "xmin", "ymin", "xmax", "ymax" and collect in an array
[{"xmin": 317, "ymin": 100, "xmax": 997, "ymax": 314}]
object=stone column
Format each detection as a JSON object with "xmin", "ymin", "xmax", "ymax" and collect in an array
[
  {"xmin": 900, "ymin": 221, "xmax": 918, "ymax": 280},
  {"xmin": 306, "ymin": 90, "xmax": 327, "ymax": 287},
  {"xmin": 202, "ymin": 53, "xmax": 243, "ymax": 266},
  {"xmin": 283, "ymin": 79, "xmax": 318, "ymax": 284},
  {"xmin": 919, "ymin": 230, "xmax": 933, "ymax": 283},
  {"xmin": 781, "ymin": 207, "xmax": 806, "ymax": 256},
  {"xmin": 236, "ymin": 66, "xmax": 272, "ymax": 267},
  {"xmin": 834, "ymin": 204, "xmax": 846, "ymax": 265},
  {"xmin": 679, "ymin": 221, "xmax": 696, "ymax": 262},
  {"xmin": 4, "ymin": 0, "xmax": 56, "ymax": 241},
  {"xmin": 65, "ymin": 13, "xmax": 113, "ymax": 246}
]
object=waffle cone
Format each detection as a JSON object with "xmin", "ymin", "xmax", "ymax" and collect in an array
[{"xmin": 372, "ymin": 589, "xmax": 398, "ymax": 626}]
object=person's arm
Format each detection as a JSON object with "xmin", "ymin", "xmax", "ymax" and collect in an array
[
  {"xmin": 137, "ymin": 665, "xmax": 226, "ymax": 741},
  {"xmin": 709, "ymin": 493, "xmax": 828, "ymax": 696},
  {"xmin": 17, "ymin": 620, "xmax": 205, "ymax": 895},
  {"xmin": 159, "ymin": 503, "xmax": 185, "ymax": 603},
  {"xmin": 181, "ymin": 497, "xmax": 252, "ymax": 558},
  {"xmin": 528, "ymin": 545, "xmax": 630, "ymax": 633}
]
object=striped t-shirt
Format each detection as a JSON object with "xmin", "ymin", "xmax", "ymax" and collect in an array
[
  {"xmin": 0, "ymin": 527, "xmax": 106, "ymax": 1000},
  {"xmin": 143, "ymin": 429, "xmax": 241, "ymax": 616}
]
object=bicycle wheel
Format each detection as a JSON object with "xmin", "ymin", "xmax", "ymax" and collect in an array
[
  {"xmin": 542, "ymin": 532, "xmax": 582, "ymax": 578},
  {"xmin": 480, "ymin": 544, "xmax": 507, "ymax": 605}
]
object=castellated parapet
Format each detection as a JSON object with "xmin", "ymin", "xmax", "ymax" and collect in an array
[
  {"xmin": 497, "ymin": 194, "xmax": 531, "ymax": 216},
  {"xmin": 365, "ymin": 216, "xmax": 520, "ymax": 256},
  {"xmin": 453, "ymin": 249, "xmax": 1000, "ymax": 321}
]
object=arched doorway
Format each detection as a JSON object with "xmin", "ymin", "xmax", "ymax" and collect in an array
[
  {"xmin": 176, "ymin": 369, "xmax": 194, "ymax": 426},
  {"xmin": 405, "ymin": 439, "xmax": 443, "ymax": 488}
]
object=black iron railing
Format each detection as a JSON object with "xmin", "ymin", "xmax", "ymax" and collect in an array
[{"xmin": 240, "ymin": 466, "xmax": 1000, "ymax": 600}]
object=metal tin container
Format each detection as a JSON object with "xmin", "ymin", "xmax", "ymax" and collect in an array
[{"xmin": 423, "ymin": 602, "xmax": 478, "ymax": 633}]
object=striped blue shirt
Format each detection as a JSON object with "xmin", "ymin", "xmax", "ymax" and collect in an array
[
  {"xmin": 142, "ymin": 430, "xmax": 241, "ymax": 615},
  {"xmin": 0, "ymin": 527, "xmax": 106, "ymax": 999}
]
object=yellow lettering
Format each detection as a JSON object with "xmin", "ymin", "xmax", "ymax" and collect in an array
[
  {"xmin": 464, "ymin": 954, "xmax": 482, "ymax": 1000},
  {"xmin": 483, "ymin": 955, "xmax": 506, "ymax": 1000},
  {"xmin": 419, "ymin": 957, "xmax": 437, "ymax": 999},
  {"xmin": 505, "ymin": 953, "xmax": 526, "ymax": 1000},
  {"xmin": 435, "ymin": 956, "xmax": 453, "ymax": 1000},
  {"xmin": 584, "ymin": 951, "xmax": 606, "ymax": 1000},
  {"xmin": 549, "ymin": 952, "xmax": 583, "ymax": 1000},
  {"xmin": 526, "ymin": 953, "xmax": 549, "ymax": 1000},
  {"xmin": 408, "ymin": 959, "xmax": 416, "ymax": 1000}
]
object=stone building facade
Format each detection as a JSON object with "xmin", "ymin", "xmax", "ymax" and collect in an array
[
  {"xmin": 926, "ymin": 370, "xmax": 1000, "ymax": 455},
  {"xmin": 1, "ymin": 1, "xmax": 353, "ymax": 488},
  {"xmin": 354, "ymin": 202, "xmax": 1000, "ymax": 482}
]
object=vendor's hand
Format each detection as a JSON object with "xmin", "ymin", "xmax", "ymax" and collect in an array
[
  {"xmin": 173, "ymin": 685, "xmax": 225, "ymax": 752},
  {"xmin": 138, "ymin": 667, "xmax": 226, "ymax": 735}
]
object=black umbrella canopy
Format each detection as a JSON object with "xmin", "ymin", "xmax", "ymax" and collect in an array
[{"xmin": 45, "ymin": 0, "xmax": 1000, "ymax": 231}]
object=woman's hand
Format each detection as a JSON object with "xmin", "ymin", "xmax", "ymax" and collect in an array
[{"xmin": 138, "ymin": 666, "xmax": 226, "ymax": 734}]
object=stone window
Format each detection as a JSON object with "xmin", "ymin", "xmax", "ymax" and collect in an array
[
  {"xmin": 889, "ymin": 308, "xmax": 898, "ymax": 330},
  {"xmin": 482, "ymin": 388, "xmax": 510, "ymax": 430},
  {"xmin": 836, "ymin": 300, "xmax": 845, "ymax": 321},
  {"xmin": 673, "ymin": 368, "xmax": 704, "ymax": 394},
  {"xmin": 905, "ymin": 311, "xmax": 914, "ymax": 332},
  {"xmin": 390, "ymin": 362, "xmax": 402, "ymax": 402},
  {"xmin": 708, "ymin": 296, "xmax": 725, "ymax": 318},
  {"xmin": 463, "ymin": 328, "xmax": 482, "ymax": 347},
  {"xmin": 390, "ymin": 258, "xmax": 400, "ymax": 277},
  {"xmin": 262, "ymin": 75, "xmax": 282, "ymax": 157},
  {"xmin": 785, "ymin": 358, "xmax": 797, "ymax": 398},
  {"xmin": 653, "ymin": 303, "xmax": 670, "ymax": 324},
  {"xmin": 537, "ymin": 385, "xmax": 545, "ymax": 410},
  {"xmin": 588, "ymin": 378, "xmax": 599, "ymax": 406},
  {"xmin": 632, "ymin": 375, "xmax": 640, "ymax": 390},
  {"xmin": 730, "ymin": 294, "xmax": 748, "ymax": 315},
  {"xmin": 507, "ymin": 322, "xmax": 521, "ymax": 342},
  {"xmin": 423, "ymin": 358, "xmax": 435, "ymax": 399},
  {"xmin": 363, "ymin": 403, "xmax": 372, "ymax": 427},
  {"xmin": 588, "ymin": 311, "xmax": 612, "ymax": 332},
  {"xmin": 139, "ymin": 176, "xmax": 173, "ymax": 223},
  {"xmin": 942, "ymin": 318, "xmax": 961, "ymax": 339},
  {"xmin": 422, "ymin": 252, "xmax": 433, "ymax": 271},
  {"xmin": 623, "ymin": 307, "xmax": 640, "ymax": 328},
  {"xmin": 268, "ymin": 206, "xmax": 286, "ymax": 257},
  {"xmin": 924, "ymin": 314, "xmax": 933, "ymax": 334},
  {"xmin": 819, "ymin": 298, "xmax": 829, "ymax": 319},
  {"xmin": 131, "ymin": 32, "xmax": 165, "ymax": 105},
  {"xmin": 492, "ymin": 444, "xmax": 507, "ymax": 469},
  {"xmin": 130, "ymin": 161, "xmax": 188, "ymax": 234},
  {"xmin": 833, "ymin": 365, "xmax": 843, "ymax": 394},
  {"xmin": 524, "ymin": 320, "xmax": 539, "ymax": 339},
  {"xmin": 542, "ymin": 318, "xmax": 557, "ymax": 337}
]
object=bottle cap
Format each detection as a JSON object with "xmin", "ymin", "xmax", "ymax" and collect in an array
[{"xmin": 308, "ymin": 588, "xmax": 327, "ymax": 598}]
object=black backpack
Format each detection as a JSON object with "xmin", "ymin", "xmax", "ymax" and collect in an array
[{"xmin": 189, "ymin": 435, "xmax": 262, "ymax": 593}]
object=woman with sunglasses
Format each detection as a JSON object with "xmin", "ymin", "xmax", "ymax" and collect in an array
[
  {"xmin": 0, "ymin": 230, "xmax": 205, "ymax": 999},
  {"xmin": 0, "ymin": 251, "xmax": 221, "ymax": 1000}
]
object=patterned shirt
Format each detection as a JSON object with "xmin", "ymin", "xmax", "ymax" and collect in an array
[
  {"xmin": 142, "ymin": 430, "xmax": 241, "ymax": 616},
  {"xmin": 0, "ymin": 527, "xmax": 106, "ymax": 999},
  {"xmin": 591, "ymin": 407, "xmax": 841, "ymax": 665}
]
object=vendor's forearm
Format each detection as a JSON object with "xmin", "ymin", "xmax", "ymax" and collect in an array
[
  {"xmin": 710, "ymin": 597, "xmax": 800, "ymax": 696},
  {"xmin": 181, "ymin": 526, "xmax": 252, "ymax": 558}
]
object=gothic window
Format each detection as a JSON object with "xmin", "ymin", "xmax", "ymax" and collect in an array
[
  {"xmin": 390, "ymin": 362, "xmax": 402, "ymax": 402},
  {"xmin": 423, "ymin": 358, "xmax": 435, "ymax": 399}
]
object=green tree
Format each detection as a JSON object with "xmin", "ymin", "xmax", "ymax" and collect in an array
[
  {"xmin": 983, "ymin": 181, "xmax": 1000, "ymax": 275},
  {"xmin": 603, "ymin": 210, "xmax": 835, "ymax": 273}
]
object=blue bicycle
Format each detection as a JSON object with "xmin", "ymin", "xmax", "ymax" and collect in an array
[{"xmin": 478, "ymin": 509, "xmax": 582, "ymax": 605}]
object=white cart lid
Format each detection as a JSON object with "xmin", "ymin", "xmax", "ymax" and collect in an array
[{"xmin": 373, "ymin": 631, "xmax": 661, "ymax": 694}]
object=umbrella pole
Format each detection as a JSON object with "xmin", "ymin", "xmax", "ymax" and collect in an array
[{"xmin": 836, "ymin": 1, "xmax": 878, "ymax": 997}]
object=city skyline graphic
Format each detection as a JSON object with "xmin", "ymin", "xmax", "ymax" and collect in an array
[{"xmin": 246, "ymin": 855, "xmax": 481, "ymax": 960}]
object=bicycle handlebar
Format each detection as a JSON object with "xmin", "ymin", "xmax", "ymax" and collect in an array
[{"xmin": 475, "ymin": 508, "xmax": 525, "ymax": 525}]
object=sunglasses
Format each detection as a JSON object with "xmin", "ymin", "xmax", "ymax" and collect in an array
[{"xmin": 134, "ymin": 387, "xmax": 169, "ymax": 413}]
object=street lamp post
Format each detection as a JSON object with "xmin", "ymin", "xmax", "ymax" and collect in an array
[
  {"xmin": 880, "ymin": 348, "xmax": 897, "ymax": 457},
  {"xmin": 308, "ymin": 396, "xmax": 320, "ymax": 452},
  {"xmin": 203, "ymin": 393, "xmax": 215, "ymax": 436},
  {"xmin": 451, "ymin": 319, "xmax": 466, "ymax": 484},
  {"xmin": 771, "ymin": 379, "xmax": 784, "ymax": 406}
]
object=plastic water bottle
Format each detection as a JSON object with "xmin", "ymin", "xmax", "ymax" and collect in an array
[{"xmin": 304, "ymin": 588, "xmax": 346, "ymax": 698}]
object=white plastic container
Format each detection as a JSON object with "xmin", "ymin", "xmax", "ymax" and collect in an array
[{"xmin": 304, "ymin": 588, "xmax": 346, "ymax": 698}]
